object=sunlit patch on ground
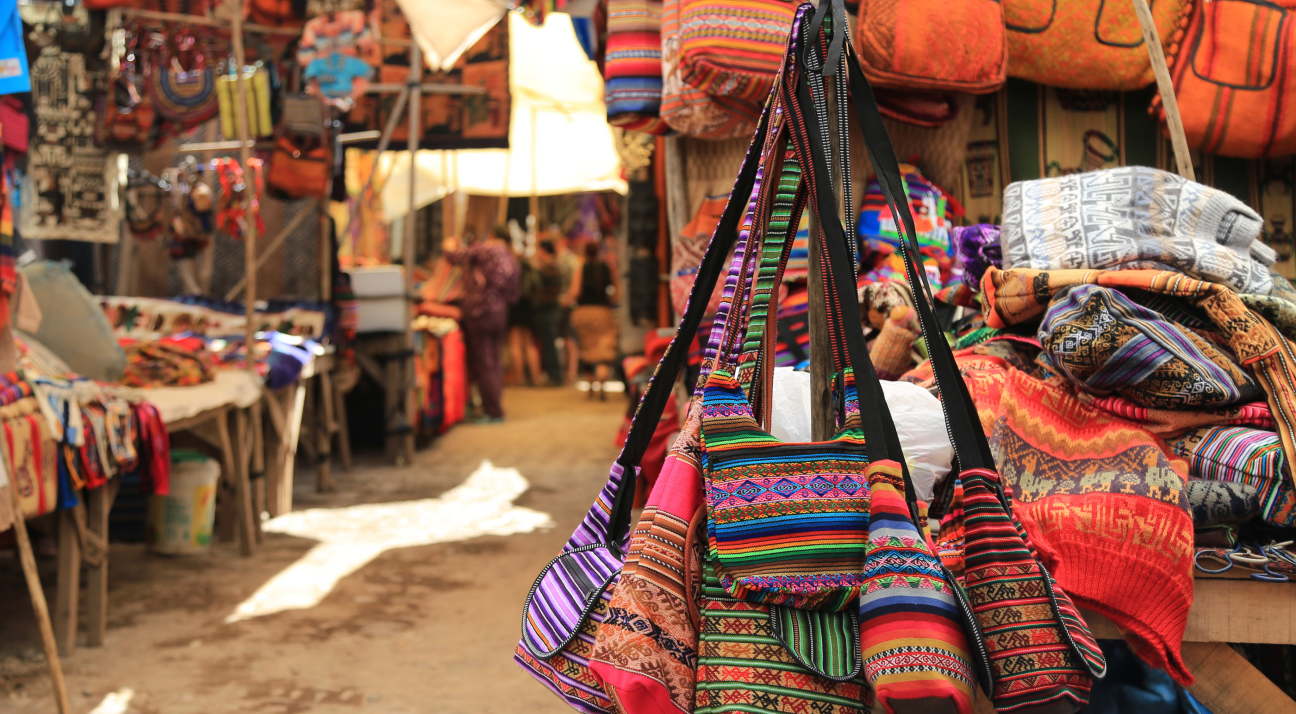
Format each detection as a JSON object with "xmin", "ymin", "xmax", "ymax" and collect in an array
[{"xmin": 226, "ymin": 461, "xmax": 552, "ymax": 622}]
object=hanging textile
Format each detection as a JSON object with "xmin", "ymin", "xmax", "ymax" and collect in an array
[{"xmin": 22, "ymin": 47, "xmax": 121, "ymax": 242}]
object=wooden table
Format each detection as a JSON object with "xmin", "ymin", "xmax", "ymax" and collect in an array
[
  {"xmin": 1078, "ymin": 577, "xmax": 1296, "ymax": 714},
  {"xmin": 53, "ymin": 397, "xmax": 260, "ymax": 656}
]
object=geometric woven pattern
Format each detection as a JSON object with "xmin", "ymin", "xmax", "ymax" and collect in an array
[
  {"xmin": 702, "ymin": 365, "xmax": 871, "ymax": 611},
  {"xmin": 961, "ymin": 468, "xmax": 1104, "ymax": 712}
]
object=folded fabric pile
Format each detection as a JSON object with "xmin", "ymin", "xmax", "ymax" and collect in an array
[
  {"xmin": 889, "ymin": 167, "xmax": 1296, "ymax": 688},
  {"xmin": 0, "ymin": 335, "xmax": 171, "ymax": 532},
  {"xmin": 122, "ymin": 340, "xmax": 217, "ymax": 388}
]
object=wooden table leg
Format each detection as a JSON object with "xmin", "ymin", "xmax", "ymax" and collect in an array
[
  {"xmin": 384, "ymin": 348, "xmax": 403, "ymax": 465},
  {"xmin": 316, "ymin": 373, "xmax": 336, "ymax": 493},
  {"xmin": 332, "ymin": 373, "xmax": 352, "ymax": 472},
  {"xmin": 218, "ymin": 409, "xmax": 255, "ymax": 557},
  {"xmin": 1183, "ymin": 641, "xmax": 1296, "ymax": 713},
  {"xmin": 278, "ymin": 382, "xmax": 306, "ymax": 514},
  {"xmin": 55, "ymin": 507, "xmax": 81, "ymax": 656},
  {"xmin": 250, "ymin": 399, "xmax": 266, "ymax": 543},
  {"xmin": 85, "ymin": 486, "xmax": 110, "ymax": 647},
  {"xmin": 9, "ymin": 486, "xmax": 72, "ymax": 714}
]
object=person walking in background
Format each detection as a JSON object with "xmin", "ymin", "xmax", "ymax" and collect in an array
[
  {"xmin": 443, "ymin": 225, "xmax": 520, "ymax": 422},
  {"xmin": 531, "ymin": 240, "xmax": 566, "ymax": 386},
  {"xmin": 564, "ymin": 240, "xmax": 620, "ymax": 399}
]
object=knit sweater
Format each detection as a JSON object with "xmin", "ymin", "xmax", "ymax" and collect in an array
[{"xmin": 1001, "ymin": 167, "xmax": 1275, "ymax": 295}]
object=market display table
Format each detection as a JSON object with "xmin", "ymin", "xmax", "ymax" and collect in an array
[
  {"xmin": 1079, "ymin": 578, "xmax": 1296, "ymax": 714},
  {"xmin": 54, "ymin": 369, "xmax": 263, "ymax": 656}
]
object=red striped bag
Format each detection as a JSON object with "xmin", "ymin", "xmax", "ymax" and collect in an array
[
  {"xmin": 678, "ymin": 0, "xmax": 797, "ymax": 102},
  {"xmin": 661, "ymin": 0, "xmax": 761, "ymax": 138},
  {"xmin": 1154, "ymin": 0, "xmax": 1296, "ymax": 158}
]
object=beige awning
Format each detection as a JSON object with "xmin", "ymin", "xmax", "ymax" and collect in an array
[{"xmin": 380, "ymin": 11, "xmax": 626, "ymax": 219}]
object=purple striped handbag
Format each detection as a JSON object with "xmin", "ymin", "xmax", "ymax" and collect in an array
[{"xmin": 515, "ymin": 93, "xmax": 779, "ymax": 713}]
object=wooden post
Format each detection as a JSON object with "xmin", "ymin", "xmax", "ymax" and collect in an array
[
  {"xmin": 218, "ymin": 408, "xmax": 255, "ymax": 557},
  {"xmin": 9, "ymin": 486, "xmax": 72, "ymax": 714},
  {"xmin": 84, "ymin": 484, "xmax": 111, "ymax": 647},
  {"xmin": 54, "ymin": 508, "xmax": 80, "ymax": 656},
  {"xmin": 1133, "ymin": 0, "xmax": 1195, "ymax": 182},
  {"xmin": 230, "ymin": 0, "xmax": 264, "ymax": 505},
  {"xmin": 400, "ymin": 42, "xmax": 422, "ymax": 466},
  {"xmin": 808, "ymin": 69, "xmax": 843, "ymax": 440}
]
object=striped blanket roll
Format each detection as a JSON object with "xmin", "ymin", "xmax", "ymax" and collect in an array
[{"xmin": 1169, "ymin": 426, "xmax": 1296, "ymax": 528}]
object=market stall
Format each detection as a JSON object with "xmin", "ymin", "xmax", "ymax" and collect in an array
[{"xmin": 511, "ymin": 0, "xmax": 1296, "ymax": 712}]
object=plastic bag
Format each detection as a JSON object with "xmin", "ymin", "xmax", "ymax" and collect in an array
[{"xmin": 770, "ymin": 367, "xmax": 954, "ymax": 501}]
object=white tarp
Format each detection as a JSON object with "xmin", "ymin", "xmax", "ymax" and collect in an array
[
  {"xmin": 380, "ymin": 12, "xmax": 626, "ymax": 220},
  {"xmin": 397, "ymin": 0, "xmax": 507, "ymax": 72}
]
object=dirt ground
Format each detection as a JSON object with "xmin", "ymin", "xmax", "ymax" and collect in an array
[{"xmin": 0, "ymin": 386, "xmax": 626, "ymax": 714}]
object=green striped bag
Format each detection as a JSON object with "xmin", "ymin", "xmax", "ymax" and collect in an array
[{"xmin": 696, "ymin": 560, "xmax": 871, "ymax": 714}]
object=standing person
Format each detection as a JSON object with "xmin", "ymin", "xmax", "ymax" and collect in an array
[
  {"xmin": 531, "ymin": 240, "xmax": 566, "ymax": 385},
  {"xmin": 564, "ymin": 240, "xmax": 620, "ymax": 399},
  {"xmin": 553, "ymin": 233, "xmax": 582, "ymax": 384},
  {"xmin": 443, "ymin": 225, "xmax": 520, "ymax": 422},
  {"xmin": 507, "ymin": 245, "xmax": 543, "ymax": 385}
]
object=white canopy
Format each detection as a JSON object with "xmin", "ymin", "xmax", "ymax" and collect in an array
[
  {"xmin": 397, "ymin": 0, "xmax": 507, "ymax": 72},
  {"xmin": 380, "ymin": 12, "xmax": 627, "ymax": 220}
]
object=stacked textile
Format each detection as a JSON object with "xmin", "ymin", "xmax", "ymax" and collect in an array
[
  {"xmin": 882, "ymin": 167, "xmax": 1296, "ymax": 687},
  {"xmin": 0, "ymin": 336, "xmax": 170, "ymax": 532}
]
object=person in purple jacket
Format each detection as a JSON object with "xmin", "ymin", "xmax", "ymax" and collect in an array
[{"xmin": 443, "ymin": 225, "xmax": 521, "ymax": 422}]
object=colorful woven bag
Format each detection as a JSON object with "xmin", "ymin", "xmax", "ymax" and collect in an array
[
  {"xmin": 959, "ymin": 468, "xmax": 1107, "ymax": 712},
  {"xmin": 677, "ymin": 0, "xmax": 798, "ymax": 102},
  {"xmin": 150, "ymin": 40, "xmax": 219, "ymax": 128},
  {"xmin": 853, "ymin": 0, "xmax": 1005, "ymax": 93},
  {"xmin": 661, "ymin": 0, "xmax": 760, "ymax": 138},
  {"xmin": 1154, "ymin": 0, "xmax": 1296, "ymax": 158},
  {"xmin": 517, "ymin": 74, "xmax": 781, "ymax": 712},
  {"xmin": 1002, "ymin": 0, "xmax": 1190, "ymax": 90},
  {"xmin": 827, "ymin": 33, "xmax": 1110, "ymax": 713},
  {"xmin": 859, "ymin": 462, "xmax": 983, "ymax": 714},
  {"xmin": 696, "ymin": 560, "xmax": 871, "ymax": 714},
  {"xmin": 604, "ymin": 0, "xmax": 670, "ymax": 133}
]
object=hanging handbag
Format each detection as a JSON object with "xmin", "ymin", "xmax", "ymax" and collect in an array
[
  {"xmin": 1002, "ymin": 0, "xmax": 1190, "ymax": 90},
  {"xmin": 677, "ymin": 0, "xmax": 798, "ymax": 102},
  {"xmin": 661, "ymin": 0, "xmax": 760, "ymax": 138},
  {"xmin": 150, "ymin": 36, "xmax": 219, "ymax": 127},
  {"xmin": 833, "ymin": 25, "xmax": 1110, "ymax": 711},
  {"xmin": 604, "ymin": 0, "xmax": 670, "ymax": 133},
  {"xmin": 776, "ymin": 13, "xmax": 991, "ymax": 709},
  {"xmin": 1153, "ymin": 0, "xmax": 1296, "ymax": 158},
  {"xmin": 516, "ymin": 56, "xmax": 781, "ymax": 712},
  {"xmin": 267, "ymin": 132, "xmax": 330, "ymax": 198},
  {"xmin": 853, "ymin": 0, "xmax": 1005, "ymax": 94}
]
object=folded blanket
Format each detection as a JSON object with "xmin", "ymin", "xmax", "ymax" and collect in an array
[
  {"xmin": 1001, "ymin": 167, "xmax": 1275, "ymax": 295},
  {"xmin": 1039, "ymin": 284, "xmax": 1260, "ymax": 409}
]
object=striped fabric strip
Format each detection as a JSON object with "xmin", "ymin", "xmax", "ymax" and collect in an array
[
  {"xmin": 736, "ymin": 142, "xmax": 805, "ymax": 397},
  {"xmin": 696, "ymin": 560, "xmax": 870, "ymax": 714},
  {"xmin": 703, "ymin": 163, "xmax": 763, "ymax": 365},
  {"xmin": 859, "ymin": 461, "xmax": 975, "ymax": 711},
  {"xmin": 961, "ymin": 468, "xmax": 1103, "ymax": 712}
]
